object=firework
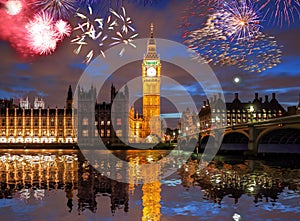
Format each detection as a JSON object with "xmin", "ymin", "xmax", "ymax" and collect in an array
[
  {"xmin": 110, "ymin": 7, "xmax": 135, "ymax": 34},
  {"xmin": 55, "ymin": 19, "xmax": 72, "ymax": 38},
  {"xmin": 217, "ymin": 0, "xmax": 262, "ymax": 42},
  {"xmin": 185, "ymin": 12, "xmax": 247, "ymax": 66},
  {"xmin": 72, "ymin": 5, "xmax": 108, "ymax": 63},
  {"xmin": 185, "ymin": 26, "xmax": 242, "ymax": 66},
  {"xmin": 4, "ymin": 0, "xmax": 23, "ymax": 15},
  {"xmin": 79, "ymin": 0, "xmax": 125, "ymax": 17},
  {"xmin": 258, "ymin": 0, "xmax": 300, "ymax": 27},
  {"xmin": 185, "ymin": 9, "xmax": 281, "ymax": 72},
  {"xmin": 127, "ymin": 0, "xmax": 160, "ymax": 6},
  {"xmin": 109, "ymin": 6, "xmax": 138, "ymax": 55},
  {"xmin": 237, "ymin": 33, "xmax": 282, "ymax": 73},
  {"xmin": 186, "ymin": 26, "xmax": 282, "ymax": 72},
  {"xmin": 178, "ymin": 0, "xmax": 221, "ymax": 40},
  {"xmin": 26, "ymin": 13, "xmax": 58, "ymax": 54},
  {"xmin": 31, "ymin": 0, "xmax": 77, "ymax": 20},
  {"xmin": 26, "ymin": 12, "xmax": 71, "ymax": 55}
]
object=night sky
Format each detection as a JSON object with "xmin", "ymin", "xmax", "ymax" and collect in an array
[{"xmin": 0, "ymin": 0, "xmax": 300, "ymax": 111}]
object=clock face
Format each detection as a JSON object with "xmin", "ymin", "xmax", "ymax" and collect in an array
[{"xmin": 147, "ymin": 67, "xmax": 156, "ymax": 77}]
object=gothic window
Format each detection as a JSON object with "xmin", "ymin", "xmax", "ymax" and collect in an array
[
  {"xmin": 82, "ymin": 130, "xmax": 88, "ymax": 137},
  {"xmin": 116, "ymin": 130, "xmax": 122, "ymax": 137},
  {"xmin": 50, "ymin": 118, "xmax": 55, "ymax": 126},
  {"xmin": 82, "ymin": 118, "xmax": 88, "ymax": 126}
]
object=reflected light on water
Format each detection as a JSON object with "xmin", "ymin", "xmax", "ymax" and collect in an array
[{"xmin": 0, "ymin": 150, "xmax": 299, "ymax": 220}]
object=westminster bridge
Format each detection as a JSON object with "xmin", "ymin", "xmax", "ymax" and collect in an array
[{"xmin": 179, "ymin": 115, "xmax": 300, "ymax": 155}]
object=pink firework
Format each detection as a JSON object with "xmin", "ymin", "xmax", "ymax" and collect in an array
[
  {"xmin": 55, "ymin": 19, "xmax": 72, "ymax": 38},
  {"xmin": 25, "ymin": 13, "xmax": 70, "ymax": 55},
  {"xmin": 4, "ymin": 0, "xmax": 23, "ymax": 15}
]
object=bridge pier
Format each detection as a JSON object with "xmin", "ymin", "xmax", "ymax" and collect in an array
[{"xmin": 247, "ymin": 126, "xmax": 258, "ymax": 156}]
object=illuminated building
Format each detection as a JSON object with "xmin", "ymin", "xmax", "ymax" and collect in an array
[
  {"xmin": 180, "ymin": 107, "xmax": 199, "ymax": 137},
  {"xmin": 77, "ymin": 84, "xmax": 129, "ymax": 146},
  {"xmin": 199, "ymin": 92, "xmax": 287, "ymax": 130},
  {"xmin": 129, "ymin": 23, "xmax": 162, "ymax": 142},
  {"xmin": 77, "ymin": 23, "xmax": 162, "ymax": 145},
  {"xmin": 0, "ymin": 86, "xmax": 75, "ymax": 144},
  {"xmin": 34, "ymin": 97, "xmax": 45, "ymax": 109}
]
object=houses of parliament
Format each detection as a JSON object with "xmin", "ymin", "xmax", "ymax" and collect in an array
[
  {"xmin": 0, "ymin": 23, "xmax": 299, "ymax": 146},
  {"xmin": 0, "ymin": 24, "xmax": 162, "ymax": 145}
]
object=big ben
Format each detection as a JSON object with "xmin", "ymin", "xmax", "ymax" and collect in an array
[{"xmin": 142, "ymin": 23, "xmax": 161, "ymax": 138}]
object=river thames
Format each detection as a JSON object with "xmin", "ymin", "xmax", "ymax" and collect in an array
[{"xmin": 0, "ymin": 149, "xmax": 299, "ymax": 221}]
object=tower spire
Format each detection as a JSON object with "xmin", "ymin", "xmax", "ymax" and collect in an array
[
  {"xmin": 150, "ymin": 23, "xmax": 154, "ymax": 38},
  {"xmin": 145, "ymin": 23, "xmax": 158, "ymax": 59}
]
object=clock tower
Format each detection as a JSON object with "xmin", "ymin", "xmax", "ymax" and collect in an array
[{"xmin": 142, "ymin": 23, "xmax": 161, "ymax": 137}]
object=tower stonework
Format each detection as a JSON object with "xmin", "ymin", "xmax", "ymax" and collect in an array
[
  {"xmin": 128, "ymin": 23, "xmax": 162, "ymax": 142},
  {"xmin": 66, "ymin": 85, "xmax": 73, "ymax": 109},
  {"xmin": 77, "ymin": 86, "xmax": 97, "ymax": 146},
  {"xmin": 142, "ymin": 23, "xmax": 161, "ymax": 138}
]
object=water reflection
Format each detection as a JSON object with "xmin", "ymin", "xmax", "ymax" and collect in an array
[
  {"xmin": 0, "ymin": 150, "xmax": 299, "ymax": 220},
  {"xmin": 178, "ymin": 157, "xmax": 300, "ymax": 207},
  {"xmin": 0, "ymin": 151, "xmax": 78, "ymax": 200}
]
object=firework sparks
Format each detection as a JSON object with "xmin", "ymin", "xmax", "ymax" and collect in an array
[
  {"xmin": 79, "ymin": 0, "xmax": 125, "ymax": 17},
  {"xmin": 26, "ymin": 13, "xmax": 58, "ymax": 54},
  {"xmin": 178, "ymin": 0, "xmax": 221, "ymax": 40},
  {"xmin": 26, "ymin": 12, "xmax": 71, "ymax": 55},
  {"xmin": 5, "ymin": 0, "xmax": 23, "ymax": 15},
  {"xmin": 109, "ymin": 7, "xmax": 138, "ymax": 56},
  {"xmin": 185, "ymin": 12, "xmax": 247, "ymax": 66},
  {"xmin": 218, "ymin": 0, "xmax": 262, "ymax": 41},
  {"xmin": 186, "ymin": 26, "xmax": 241, "ymax": 66},
  {"xmin": 110, "ymin": 7, "xmax": 135, "ymax": 34},
  {"xmin": 55, "ymin": 19, "xmax": 72, "ymax": 38},
  {"xmin": 237, "ymin": 32, "xmax": 282, "ymax": 72},
  {"xmin": 31, "ymin": 0, "xmax": 77, "ymax": 20},
  {"xmin": 258, "ymin": 0, "xmax": 300, "ymax": 27},
  {"xmin": 127, "ymin": 0, "xmax": 160, "ymax": 6},
  {"xmin": 72, "ymin": 5, "xmax": 108, "ymax": 63},
  {"xmin": 72, "ymin": 4, "xmax": 138, "ymax": 62},
  {"xmin": 186, "ymin": 26, "xmax": 282, "ymax": 72},
  {"xmin": 185, "ymin": 11, "xmax": 281, "ymax": 72}
]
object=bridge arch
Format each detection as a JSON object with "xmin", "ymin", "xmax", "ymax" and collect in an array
[
  {"xmin": 257, "ymin": 126, "xmax": 300, "ymax": 145},
  {"xmin": 220, "ymin": 132, "xmax": 249, "ymax": 151},
  {"xmin": 222, "ymin": 132, "xmax": 249, "ymax": 144},
  {"xmin": 224, "ymin": 130, "xmax": 249, "ymax": 139},
  {"xmin": 200, "ymin": 135, "xmax": 215, "ymax": 144},
  {"xmin": 257, "ymin": 127, "xmax": 300, "ymax": 153},
  {"xmin": 199, "ymin": 135, "xmax": 215, "ymax": 150}
]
